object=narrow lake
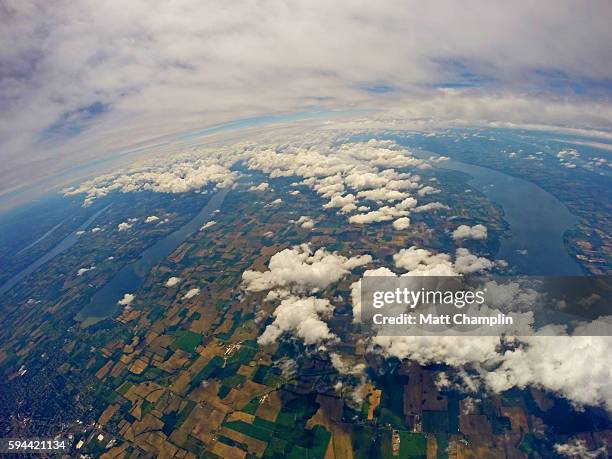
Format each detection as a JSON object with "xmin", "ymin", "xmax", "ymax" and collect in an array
[
  {"xmin": 0, "ymin": 204, "xmax": 111, "ymax": 298},
  {"xmin": 76, "ymin": 188, "xmax": 229, "ymax": 325},
  {"xmin": 432, "ymin": 155, "xmax": 583, "ymax": 275}
]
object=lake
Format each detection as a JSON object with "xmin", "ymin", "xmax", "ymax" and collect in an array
[
  {"xmin": 0, "ymin": 204, "xmax": 111, "ymax": 298},
  {"xmin": 76, "ymin": 188, "xmax": 229, "ymax": 326},
  {"xmin": 426, "ymin": 153, "xmax": 583, "ymax": 275},
  {"xmin": 76, "ymin": 188, "xmax": 230, "ymax": 326}
]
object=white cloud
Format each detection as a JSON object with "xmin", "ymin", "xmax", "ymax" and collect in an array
[
  {"xmin": 145, "ymin": 215, "xmax": 159, "ymax": 223},
  {"xmin": 91, "ymin": 227, "xmax": 102, "ymax": 233},
  {"xmin": 242, "ymin": 244, "xmax": 372, "ymax": 293},
  {"xmin": 356, "ymin": 188, "xmax": 410, "ymax": 203},
  {"xmin": 183, "ymin": 287, "xmax": 200, "ymax": 299},
  {"xmin": 65, "ymin": 151, "xmax": 239, "ymax": 206},
  {"xmin": 392, "ymin": 217, "xmax": 410, "ymax": 230},
  {"xmin": 452, "ymin": 224, "xmax": 488, "ymax": 240},
  {"xmin": 117, "ymin": 293, "xmax": 135, "ymax": 306},
  {"xmin": 393, "ymin": 246, "xmax": 454, "ymax": 275},
  {"xmin": 258, "ymin": 295, "xmax": 336, "ymax": 346},
  {"xmin": 117, "ymin": 221, "xmax": 133, "ymax": 231},
  {"xmin": 554, "ymin": 439, "xmax": 607, "ymax": 458},
  {"xmin": 2, "ymin": 0, "xmax": 612, "ymax": 206},
  {"xmin": 323, "ymin": 194, "xmax": 357, "ymax": 214},
  {"xmin": 165, "ymin": 276, "xmax": 181, "ymax": 287},
  {"xmin": 454, "ymin": 247, "xmax": 494, "ymax": 273},
  {"xmin": 269, "ymin": 198, "xmax": 283, "ymax": 206},
  {"xmin": 349, "ymin": 206, "xmax": 409, "ymax": 225},
  {"xmin": 249, "ymin": 182, "xmax": 269, "ymax": 192},
  {"xmin": 330, "ymin": 353, "xmax": 366, "ymax": 376},
  {"xmin": 411, "ymin": 202, "xmax": 449, "ymax": 213},
  {"xmin": 392, "ymin": 246, "xmax": 493, "ymax": 276},
  {"xmin": 293, "ymin": 216, "xmax": 314, "ymax": 229},
  {"xmin": 350, "ymin": 266, "xmax": 396, "ymax": 323},
  {"xmin": 371, "ymin": 322, "xmax": 612, "ymax": 410},
  {"xmin": 417, "ymin": 185, "xmax": 440, "ymax": 196},
  {"xmin": 200, "ymin": 220, "xmax": 216, "ymax": 230},
  {"xmin": 76, "ymin": 266, "xmax": 95, "ymax": 276}
]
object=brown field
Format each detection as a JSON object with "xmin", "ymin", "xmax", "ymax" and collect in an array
[
  {"xmin": 219, "ymin": 426, "xmax": 268, "ymax": 457},
  {"xmin": 98, "ymin": 404, "xmax": 119, "ymax": 426},
  {"xmin": 255, "ymin": 390, "xmax": 282, "ymax": 422},
  {"xmin": 367, "ymin": 389, "xmax": 382, "ymax": 421},
  {"xmin": 306, "ymin": 395, "xmax": 353, "ymax": 459},
  {"xmin": 460, "ymin": 414, "xmax": 492, "ymax": 435},
  {"xmin": 128, "ymin": 356, "xmax": 150, "ymax": 374},
  {"xmin": 210, "ymin": 440, "xmax": 246, "ymax": 459},
  {"xmin": 427, "ymin": 435, "xmax": 438, "ymax": 459},
  {"xmin": 157, "ymin": 349, "xmax": 190, "ymax": 373},
  {"xmin": 501, "ymin": 407, "xmax": 529, "ymax": 433},
  {"xmin": 170, "ymin": 370, "xmax": 191, "ymax": 396},
  {"xmin": 95, "ymin": 360, "xmax": 114, "ymax": 380},
  {"xmin": 226, "ymin": 411, "xmax": 255, "ymax": 423},
  {"xmin": 99, "ymin": 442, "xmax": 130, "ymax": 459},
  {"xmin": 237, "ymin": 364, "xmax": 255, "ymax": 377},
  {"xmin": 222, "ymin": 380, "xmax": 269, "ymax": 409}
]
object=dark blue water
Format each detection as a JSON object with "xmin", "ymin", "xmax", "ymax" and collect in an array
[
  {"xmin": 432, "ymin": 155, "xmax": 583, "ymax": 275},
  {"xmin": 76, "ymin": 188, "xmax": 229, "ymax": 325},
  {"xmin": 0, "ymin": 205, "xmax": 111, "ymax": 297}
]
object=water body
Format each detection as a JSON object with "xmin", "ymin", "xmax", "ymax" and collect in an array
[
  {"xmin": 0, "ymin": 205, "xmax": 111, "ymax": 297},
  {"xmin": 422, "ymin": 152, "xmax": 583, "ymax": 275},
  {"xmin": 77, "ymin": 188, "xmax": 229, "ymax": 326},
  {"xmin": 16, "ymin": 218, "xmax": 68, "ymax": 256}
]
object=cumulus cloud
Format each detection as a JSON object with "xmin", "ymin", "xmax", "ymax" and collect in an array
[
  {"xmin": 117, "ymin": 221, "xmax": 133, "ymax": 231},
  {"xmin": 411, "ymin": 202, "xmax": 449, "ymax": 213},
  {"xmin": 392, "ymin": 246, "xmax": 493, "ymax": 276},
  {"xmin": 323, "ymin": 194, "xmax": 357, "ymax": 214},
  {"xmin": 145, "ymin": 215, "xmax": 159, "ymax": 223},
  {"xmin": 349, "ymin": 205, "xmax": 409, "ymax": 225},
  {"xmin": 452, "ymin": 224, "xmax": 487, "ymax": 240},
  {"xmin": 554, "ymin": 439, "xmax": 608, "ymax": 458},
  {"xmin": 183, "ymin": 287, "xmax": 200, "ymax": 299},
  {"xmin": 249, "ymin": 182, "xmax": 269, "ymax": 192},
  {"xmin": 242, "ymin": 244, "xmax": 371, "ymax": 293},
  {"xmin": 392, "ymin": 217, "xmax": 410, "ymax": 230},
  {"xmin": 393, "ymin": 246, "xmax": 455, "ymax": 275},
  {"xmin": 330, "ymin": 353, "xmax": 366, "ymax": 376},
  {"xmin": 453, "ymin": 248, "xmax": 494, "ymax": 273},
  {"xmin": 269, "ymin": 198, "xmax": 283, "ymax": 206},
  {"xmin": 117, "ymin": 293, "xmax": 135, "ymax": 306},
  {"xmin": 165, "ymin": 276, "xmax": 181, "ymax": 287},
  {"xmin": 371, "ymin": 327, "xmax": 612, "ymax": 410},
  {"xmin": 243, "ymin": 244, "xmax": 373, "ymax": 346},
  {"xmin": 357, "ymin": 188, "xmax": 410, "ymax": 203},
  {"xmin": 350, "ymin": 266, "xmax": 397, "ymax": 323},
  {"xmin": 417, "ymin": 185, "xmax": 440, "ymax": 196},
  {"xmin": 64, "ymin": 150, "xmax": 239, "ymax": 206},
  {"xmin": 76, "ymin": 266, "xmax": 95, "ymax": 276},
  {"xmin": 293, "ymin": 216, "xmax": 314, "ymax": 229},
  {"xmin": 200, "ymin": 220, "xmax": 216, "ymax": 230},
  {"xmin": 258, "ymin": 295, "xmax": 336, "ymax": 346}
]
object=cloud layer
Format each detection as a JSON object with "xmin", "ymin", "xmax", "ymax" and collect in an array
[{"xmin": 2, "ymin": 1, "xmax": 612, "ymax": 201}]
